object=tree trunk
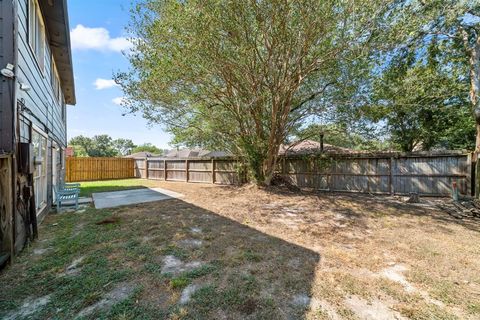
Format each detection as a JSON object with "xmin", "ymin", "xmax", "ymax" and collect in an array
[
  {"xmin": 469, "ymin": 35, "xmax": 480, "ymax": 198},
  {"xmin": 262, "ymin": 134, "xmax": 283, "ymax": 186}
]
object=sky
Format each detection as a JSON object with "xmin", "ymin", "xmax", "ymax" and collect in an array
[{"xmin": 66, "ymin": 0, "xmax": 172, "ymax": 149}]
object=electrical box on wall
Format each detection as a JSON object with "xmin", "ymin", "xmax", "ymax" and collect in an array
[{"xmin": 17, "ymin": 143, "xmax": 34, "ymax": 174}]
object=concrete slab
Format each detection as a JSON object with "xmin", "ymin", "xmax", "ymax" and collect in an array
[{"xmin": 92, "ymin": 188, "xmax": 183, "ymax": 209}]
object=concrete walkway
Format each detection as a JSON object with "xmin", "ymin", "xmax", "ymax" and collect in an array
[
  {"xmin": 63, "ymin": 197, "xmax": 92, "ymax": 206},
  {"xmin": 92, "ymin": 188, "xmax": 184, "ymax": 209}
]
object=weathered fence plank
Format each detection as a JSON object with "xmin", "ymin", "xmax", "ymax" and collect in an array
[
  {"xmin": 280, "ymin": 152, "xmax": 472, "ymax": 196},
  {"xmin": 133, "ymin": 157, "xmax": 240, "ymax": 185}
]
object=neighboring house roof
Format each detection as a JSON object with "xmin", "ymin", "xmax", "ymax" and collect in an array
[
  {"xmin": 65, "ymin": 147, "xmax": 74, "ymax": 157},
  {"xmin": 40, "ymin": 0, "xmax": 76, "ymax": 104},
  {"xmin": 202, "ymin": 150, "xmax": 232, "ymax": 158},
  {"xmin": 279, "ymin": 140, "xmax": 353, "ymax": 156},
  {"xmin": 165, "ymin": 148, "xmax": 231, "ymax": 158},
  {"xmin": 125, "ymin": 152, "xmax": 160, "ymax": 158}
]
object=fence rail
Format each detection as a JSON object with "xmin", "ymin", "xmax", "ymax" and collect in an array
[{"xmin": 66, "ymin": 157, "xmax": 135, "ymax": 182}]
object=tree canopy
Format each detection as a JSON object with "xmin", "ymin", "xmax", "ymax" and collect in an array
[
  {"xmin": 117, "ymin": 0, "xmax": 388, "ymax": 184},
  {"xmin": 68, "ymin": 135, "xmax": 162, "ymax": 157},
  {"xmin": 116, "ymin": 0, "xmax": 479, "ymax": 185},
  {"xmin": 132, "ymin": 143, "xmax": 164, "ymax": 155},
  {"xmin": 317, "ymin": 1, "xmax": 478, "ymax": 152},
  {"xmin": 365, "ymin": 41, "xmax": 475, "ymax": 151}
]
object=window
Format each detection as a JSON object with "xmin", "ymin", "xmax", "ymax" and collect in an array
[
  {"xmin": 32, "ymin": 128, "xmax": 48, "ymax": 213},
  {"xmin": 51, "ymin": 58, "xmax": 62, "ymax": 105},
  {"xmin": 29, "ymin": 0, "xmax": 45, "ymax": 71},
  {"xmin": 62, "ymin": 101, "xmax": 66, "ymax": 122},
  {"xmin": 52, "ymin": 145, "xmax": 61, "ymax": 202}
]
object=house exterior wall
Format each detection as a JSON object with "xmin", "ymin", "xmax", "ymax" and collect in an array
[
  {"xmin": 15, "ymin": 0, "xmax": 68, "ymax": 220},
  {"xmin": 0, "ymin": 0, "xmax": 73, "ymax": 263},
  {"xmin": 0, "ymin": 0, "xmax": 15, "ymax": 153},
  {"xmin": 16, "ymin": 0, "xmax": 67, "ymax": 146},
  {"xmin": 0, "ymin": 0, "xmax": 16, "ymax": 264}
]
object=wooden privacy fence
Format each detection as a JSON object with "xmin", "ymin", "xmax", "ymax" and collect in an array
[
  {"xmin": 279, "ymin": 151, "xmax": 473, "ymax": 196},
  {"xmin": 134, "ymin": 158, "xmax": 240, "ymax": 185},
  {"xmin": 66, "ymin": 151, "xmax": 473, "ymax": 196},
  {"xmin": 66, "ymin": 157, "xmax": 135, "ymax": 182}
]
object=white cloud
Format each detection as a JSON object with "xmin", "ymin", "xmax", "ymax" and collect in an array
[
  {"xmin": 112, "ymin": 97, "xmax": 126, "ymax": 105},
  {"xmin": 70, "ymin": 24, "xmax": 133, "ymax": 52},
  {"xmin": 94, "ymin": 78, "xmax": 118, "ymax": 90}
]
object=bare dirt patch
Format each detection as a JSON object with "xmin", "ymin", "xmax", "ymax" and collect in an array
[
  {"xmin": 76, "ymin": 282, "xmax": 135, "ymax": 318},
  {"xmin": 161, "ymin": 255, "xmax": 204, "ymax": 275},
  {"xmin": 344, "ymin": 295, "xmax": 406, "ymax": 320},
  {"xmin": 64, "ymin": 256, "xmax": 85, "ymax": 276},
  {"xmin": 143, "ymin": 182, "xmax": 480, "ymax": 319},
  {"xmin": 3, "ymin": 295, "xmax": 51, "ymax": 320}
]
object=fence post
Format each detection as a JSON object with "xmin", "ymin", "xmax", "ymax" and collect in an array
[
  {"xmin": 389, "ymin": 157, "xmax": 394, "ymax": 195},
  {"xmin": 66, "ymin": 158, "xmax": 70, "ymax": 182},
  {"xmin": 164, "ymin": 159, "xmax": 167, "ymax": 181},
  {"xmin": 467, "ymin": 152, "xmax": 473, "ymax": 197},
  {"xmin": 185, "ymin": 159, "xmax": 189, "ymax": 182},
  {"xmin": 144, "ymin": 158, "xmax": 149, "ymax": 179},
  {"xmin": 212, "ymin": 159, "xmax": 215, "ymax": 184}
]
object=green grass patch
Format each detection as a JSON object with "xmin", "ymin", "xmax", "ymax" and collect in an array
[
  {"xmin": 243, "ymin": 249, "xmax": 263, "ymax": 262},
  {"xmin": 161, "ymin": 244, "xmax": 189, "ymax": 260},
  {"xmin": 78, "ymin": 178, "xmax": 162, "ymax": 197},
  {"xmin": 468, "ymin": 302, "xmax": 480, "ymax": 315},
  {"xmin": 170, "ymin": 277, "xmax": 190, "ymax": 289},
  {"xmin": 169, "ymin": 263, "xmax": 221, "ymax": 289},
  {"xmin": 186, "ymin": 273, "xmax": 279, "ymax": 319},
  {"xmin": 0, "ymin": 206, "xmax": 145, "ymax": 319}
]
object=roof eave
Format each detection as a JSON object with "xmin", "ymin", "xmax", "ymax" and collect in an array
[{"xmin": 39, "ymin": 0, "xmax": 76, "ymax": 105}]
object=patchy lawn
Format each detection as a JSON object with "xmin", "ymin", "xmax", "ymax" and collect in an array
[
  {"xmin": 1, "ymin": 182, "xmax": 479, "ymax": 319},
  {"xmin": 78, "ymin": 178, "xmax": 164, "ymax": 197}
]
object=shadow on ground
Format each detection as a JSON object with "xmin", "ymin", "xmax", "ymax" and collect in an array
[
  {"xmin": 260, "ymin": 185, "xmax": 480, "ymax": 233},
  {"xmin": 0, "ymin": 198, "xmax": 320, "ymax": 320}
]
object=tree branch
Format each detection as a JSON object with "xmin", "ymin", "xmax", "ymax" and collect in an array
[{"xmin": 290, "ymin": 82, "xmax": 335, "ymax": 113}]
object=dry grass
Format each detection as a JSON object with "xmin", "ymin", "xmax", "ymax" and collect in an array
[{"xmin": 1, "ymin": 180, "xmax": 479, "ymax": 319}]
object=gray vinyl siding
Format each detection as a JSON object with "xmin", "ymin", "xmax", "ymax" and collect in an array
[
  {"xmin": 0, "ymin": 0, "xmax": 15, "ymax": 153},
  {"xmin": 0, "ymin": 2, "xmax": 3, "ymax": 107},
  {"xmin": 15, "ymin": 0, "xmax": 66, "ymax": 147}
]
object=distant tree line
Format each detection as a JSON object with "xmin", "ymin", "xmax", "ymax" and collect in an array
[{"xmin": 68, "ymin": 135, "xmax": 165, "ymax": 157}]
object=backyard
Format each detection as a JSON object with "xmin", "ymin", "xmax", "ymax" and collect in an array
[{"xmin": 1, "ymin": 180, "xmax": 479, "ymax": 319}]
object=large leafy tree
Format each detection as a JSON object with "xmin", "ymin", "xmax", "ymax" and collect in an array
[
  {"xmin": 68, "ymin": 135, "xmax": 93, "ymax": 156},
  {"xmin": 293, "ymin": 123, "xmax": 389, "ymax": 151},
  {"xmin": 365, "ymin": 42, "xmax": 475, "ymax": 152},
  {"xmin": 117, "ymin": 0, "xmax": 388, "ymax": 184},
  {"xmin": 113, "ymin": 138, "xmax": 137, "ymax": 156},
  {"xmin": 69, "ymin": 135, "xmax": 119, "ymax": 157},
  {"xmin": 132, "ymin": 143, "xmax": 163, "ymax": 155},
  {"xmin": 363, "ymin": 0, "xmax": 480, "ymax": 194}
]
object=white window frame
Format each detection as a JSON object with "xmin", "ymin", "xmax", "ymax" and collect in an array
[
  {"xmin": 28, "ymin": 0, "xmax": 46, "ymax": 73},
  {"xmin": 51, "ymin": 57, "xmax": 63, "ymax": 106},
  {"xmin": 32, "ymin": 126, "xmax": 48, "ymax": 214}
]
